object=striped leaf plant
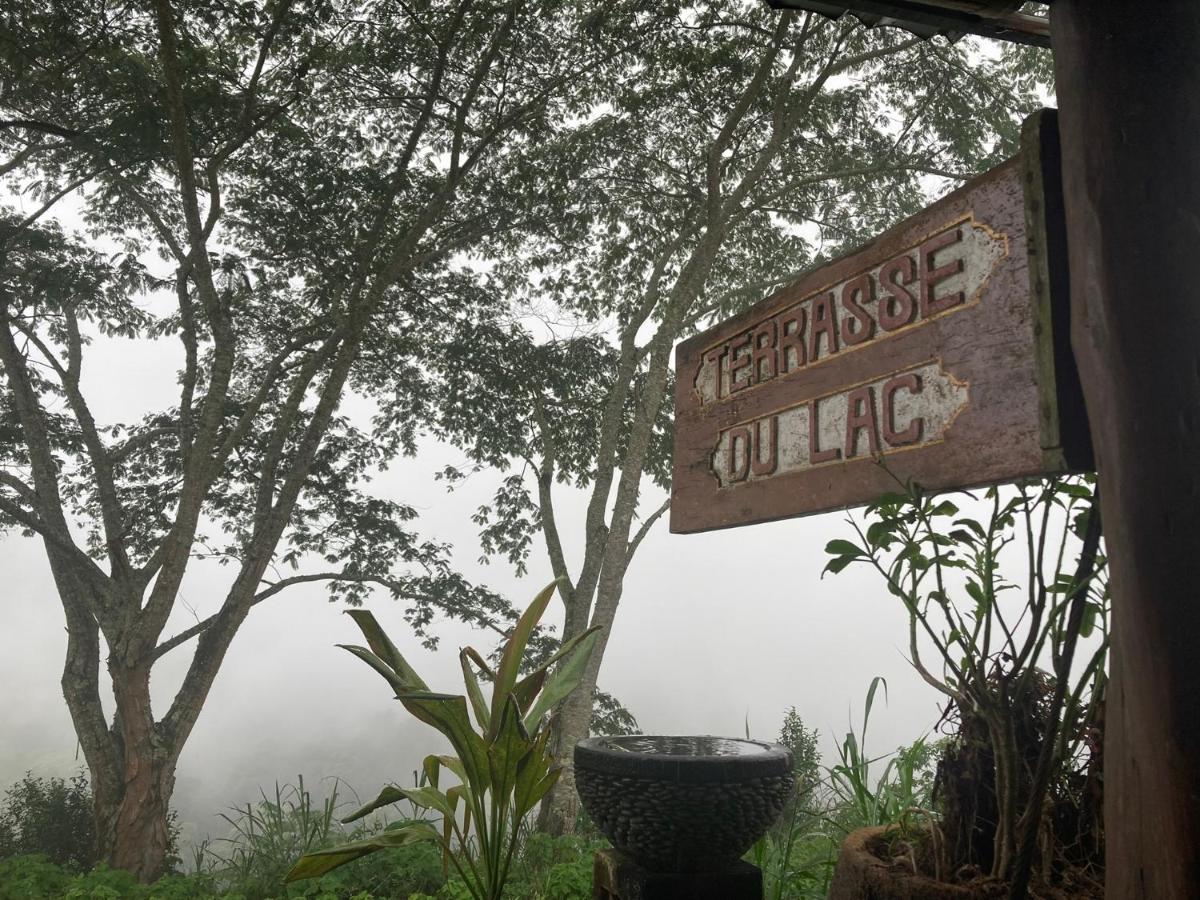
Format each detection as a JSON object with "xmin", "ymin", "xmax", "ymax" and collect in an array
[{"xmin": 285, "ymin": 582, "xmax": 601, "ymax": 900}]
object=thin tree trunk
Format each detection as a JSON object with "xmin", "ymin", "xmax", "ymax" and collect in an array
[
  {"xmin": 537, "ymin": 684, "xmax": 593, "ymax": 834},
  {"xmin": 537, "ymin": 316, "xmax": 682, "ymax": 835},
  {"xmin": 542, "ymin": 573, "xmax": 631, "ymax": 831}
]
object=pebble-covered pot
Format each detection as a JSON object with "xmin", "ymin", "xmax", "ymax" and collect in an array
[{"xmin": 574, "ymin": 735, "xmax": 794, "ymax": 874}]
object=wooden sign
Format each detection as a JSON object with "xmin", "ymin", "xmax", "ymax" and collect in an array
[{"xmin": 670, "ymin": 110, "xmax": 1091, "ymax": 533}]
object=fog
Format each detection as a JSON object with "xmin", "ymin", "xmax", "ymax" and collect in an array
[{"xmin": 0, "ymin": 327, "xmax": 944, "ymax": 851}]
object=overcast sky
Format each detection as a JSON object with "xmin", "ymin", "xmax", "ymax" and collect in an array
[{"xmin": 0, "ymin": 320, "xmax": 955, "ymax": 849}]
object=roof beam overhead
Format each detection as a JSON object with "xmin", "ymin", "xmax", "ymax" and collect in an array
[{"xmin": 764, "ymin": 1, "xmax": 1052, "ymax": 48}]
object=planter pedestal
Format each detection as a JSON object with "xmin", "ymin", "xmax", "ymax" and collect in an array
[{"xmin": 592, "ymin": 848, "xmax": 762, "ymax": 900}]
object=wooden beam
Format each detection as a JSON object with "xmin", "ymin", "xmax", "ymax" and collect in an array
[
  {"xmin": 765, "ymin": 1, "xmax": 1051, "ymax": 47},
  {"xmin": 1051, "ymin": 2, "xmax": 1200, "ymax": 896}
]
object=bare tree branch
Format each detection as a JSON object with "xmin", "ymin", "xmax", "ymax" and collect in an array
[
  {"xmin": 627, "ymin": 496, "xmax": 669, "ymax": 560},
  {"xmin": 152, "ymin": 570, "xmax": 509, "ymax": 661}
]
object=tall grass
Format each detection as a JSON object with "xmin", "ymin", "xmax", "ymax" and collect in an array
[
  {"xmin": 188, "ymin": 775, "xmax": 444, "ymax": 898},
  {"xmin": 827, "ymin": 677, "xmax": 933, "ymax": 832},
  {"xmin": 204, "ymin": 776, "xmax": 340, "ymax": 887},
  {"xmin": 750, "ymin": 677, "xmax": 939, "ymax": 899}
]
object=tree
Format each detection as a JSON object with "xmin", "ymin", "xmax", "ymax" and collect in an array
[
  {"xmin": 428, "ymin": 2, "xmax": 1053, "ymax": 833},
  {"xmin": 0, "ymin": 0, "xmax": 648, "ymax": 880}
]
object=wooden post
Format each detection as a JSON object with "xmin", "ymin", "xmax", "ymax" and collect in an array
[{"xmin": 1050, "ymin": 3, "xmax": 1200, "ymax": 896}]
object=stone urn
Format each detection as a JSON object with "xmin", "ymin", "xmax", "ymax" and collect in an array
[{"xmin": 574, "ymin": 735, "xmax": 794, "ymax": 874}]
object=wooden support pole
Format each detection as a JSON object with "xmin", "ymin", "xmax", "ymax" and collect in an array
[{"xmin": 1050, "ymin": 3, "xmax": 1200, "ymax": 896}]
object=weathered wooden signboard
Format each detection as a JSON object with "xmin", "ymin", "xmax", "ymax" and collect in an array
[{"xmin": 671, "ymin": 110, "xmax": 1091, "ymax": 533}]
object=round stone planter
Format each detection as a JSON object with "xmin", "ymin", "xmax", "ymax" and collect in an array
[{"xmin": 574, "ymin": 735, "xmax": 794, "ymax": 874}]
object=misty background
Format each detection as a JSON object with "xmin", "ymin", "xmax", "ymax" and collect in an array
[{"xmin": 0, "ymin": 319, "xmax": 942, "ymax": 851}]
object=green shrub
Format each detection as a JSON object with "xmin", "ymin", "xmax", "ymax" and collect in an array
[
  {"xmin": 750, "ymin": 690, "xmax": 941, "ymax": 900},
  {"xmin": 0, "ymin": 771, "xmax": 93, "ymax": 870},
  {"xmin": 144, "ymin": 873, "xmax": 223, "ymax": 898},
  {"xmin": 63, "ymin": 863, "xmax": 140, "ymax": 899},
  {"xmin": 299, "ymin": 842, "xmax": 444, "ymax": 899},
  {"xmin": 540, "ymin": 859, "xmax": 592, "ymax": 900},
  {"xmin": 0, "ymin": 853, "xmax": 73, "ymax": 898},
  {"xmin": 826, "ymin": 677, "xmax": 934, "ymax": 832},
  {"xmin": 825, "ymin": 477, "xmax": 1108, "ymax": 882}
]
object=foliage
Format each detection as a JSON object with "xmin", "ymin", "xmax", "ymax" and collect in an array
[
  {"xmin": 587, "ymin": 691, "xmax": 639, "ymax": 737},
  {"xmin": 750, "ymin": 687, "xmax": 938, "ymax": 899},
  {"xmin": 499, "ymin": 831, "xmax": 598, "ymax": 900},
  {"xmin": 423, "ymin": 1, "xmax": 1056, "ymax": 832},
  {"xmin": 0, "ymin": 854, "xmax": 72, "ymax": 899},
  {"xmin": 778, "ymin": 708, "xmax": 821, "ymax": 793},
  {"xmin": 0, "ymin": 770, "xmax": 93, "ymax": 871},
  {"xmin": 824, "ymin": 477, "xmax": 1108, "ymax": 883},
  {"xmin": 0, "ymin": 0, "xmax": 659, "ymax": 878},
  {"xmin": 0, "ymin": 798, "xmax": 600, "ymax": 898},
  {"xmin": 0, "ymin": 856, "xmax": 215, "ymax": 900},
  {"xmin": 402, "ymin": 832, "xmax": 597, "ymax": 900},
  {"xmin": 750, "ymin": 708, "xmax": 834, "ymax": 900},
  {"xmin": 287, "ymin": 583, "xmax": 601, "ymax": 900},
  {"xmin": 190, "ymin": 777, "xmax": 445, "ymax": 899},
  {"xmin": 751, "ymin": 812, "xmax": 839, "ymax": 900}
]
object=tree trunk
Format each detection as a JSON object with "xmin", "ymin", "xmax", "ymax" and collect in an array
[
  {"xmin": 537, "ymin": 683, "xmax": 593, "ymax": 835},
  {"xmin": 93, "ymin": 759, "xmax": 176, "ymax": 882},
  {"xmin": 538, "ymin": 567, "xmax": 632, "ymax": 835},
  {"xmin": 89, "ymin": 664, "xmax": 178, "ymax": 883},
  {"xmin": 536, "ymin": 306, "xmax": 687, "ymax": 836}
]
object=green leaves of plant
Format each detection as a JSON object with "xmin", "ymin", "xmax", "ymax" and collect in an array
[
  {"xmin": 340, "ymin": 785, "xmax": 407, "ymax": 824},
  {"xmin": 513, "ymin": 728, "xmax": 561, "ymax": 820},
  {"xmin": 340, "ymin": 608, "xmax": 429, "ymax": 694},
  {"xmin": 461, "ymin": 647, "xmax": 493, "ymax": 732},
  {"xmin": 489, "ymin": 581, "xmax": 557, "ymax": 736},
  {"xmin": 521, "ymin": 626, "xmax": 602, "ymax": 732},
  {"xmin": 825, "ymin": 539, "xmax": 862, "ymax": 557},
  {"xmin": 398, "ymin": 693, "xmax": 491, "ymax": 793},
  {"xmin": 1079, "ymin": 602, "xmax": 1102, "ymax": 639},
  {"xmin": 291, "ymin": 582, "xmax": 601, "ymax": 898},
  {"xmin": 284, "ymin": 821, "xmax": 438, "ymax": 882},
  {"xmin": 929, "ymin": 500, "xmax": 958, "ymax": 517},
  {"xmin": 823, "ymin": 538, "xmax": 864, "ymax": 577}
]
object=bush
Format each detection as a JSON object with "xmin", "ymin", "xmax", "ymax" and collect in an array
[
  {"xmin": 825, "ymin": 477, "xmax": 1107, "ymax": 884},
  {"xmin": 0, "ymin": 854, "xmax": 73, "ymax": 898},
  {"xmin": 0, "ymin": 771, "xmax": 93, "ymax": 871},
  {"xmin": 205, "ymin": 778, "xmax": 343, "ymax": 893},
  {"xmin": 506, "ymin": 832, "xmax": 597, "ymax": 900},
  {"xmin": 0, "ymin": 857, "xmax": 222, "ymax": 899},
  {"xmin": 0, "ymin": 769, "xmax": 182, "ymax": 875}
]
